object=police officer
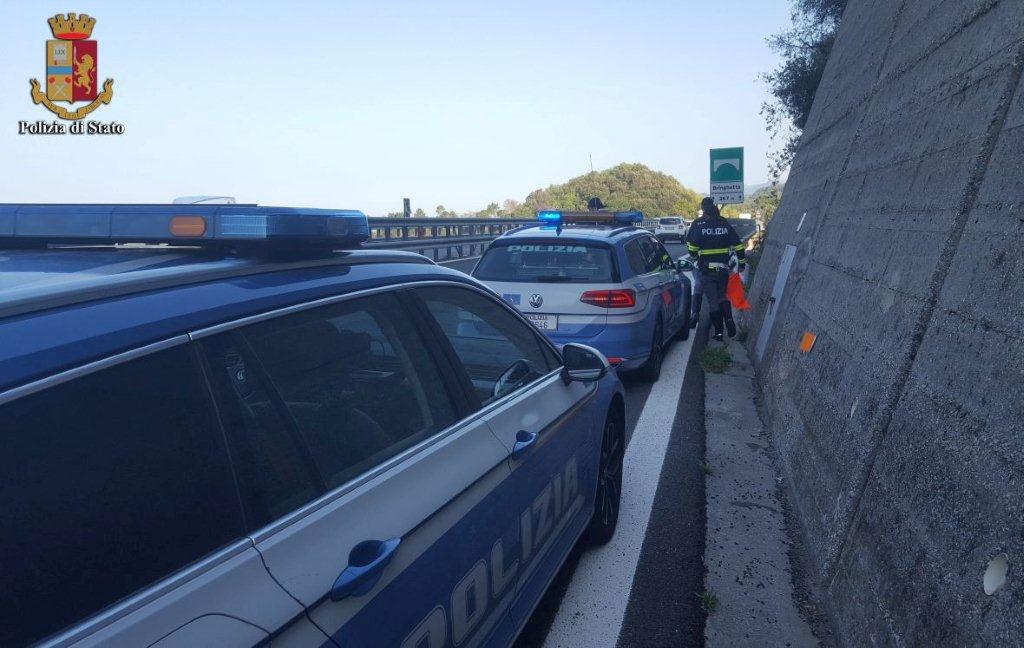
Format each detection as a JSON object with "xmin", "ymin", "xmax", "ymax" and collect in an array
[{"xmin": 685, "ymin": 197, "xmax": 746, "ymax": 341}]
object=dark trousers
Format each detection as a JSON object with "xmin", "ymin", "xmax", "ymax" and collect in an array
[{"xmin": 699, "ymin": 269, "xmax": 733, "ymax": 335}]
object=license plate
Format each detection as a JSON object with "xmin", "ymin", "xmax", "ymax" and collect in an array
[{"xmin": 524, "ymin": 314, "xmax": 558, "ymax": 330}]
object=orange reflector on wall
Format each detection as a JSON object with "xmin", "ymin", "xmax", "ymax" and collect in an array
[
  {"xmin": 799, "ymin": 332, "xmax": 817, "ymax": 353},
  {"xmin": 169, "ymin": 216, "xmax": 207, "ymax": 237}
]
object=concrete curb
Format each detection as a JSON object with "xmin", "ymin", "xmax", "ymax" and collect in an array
[{"xmin": 703, "ymin": 338, "xmax": 819, "ymax": 647}]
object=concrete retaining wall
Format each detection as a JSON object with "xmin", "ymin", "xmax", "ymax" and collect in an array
[{"xmin": 747, "ymin": 1, "xmax": 1024, "ymax": 644}]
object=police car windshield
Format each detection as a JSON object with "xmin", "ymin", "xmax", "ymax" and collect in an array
[{"xmin": 474, "ymin": 242, "xmax": 614, "ymax": 283}]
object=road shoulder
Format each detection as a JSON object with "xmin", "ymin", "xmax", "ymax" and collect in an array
[
  {"xmin": 703, "ymin": 338, "xmax": 819, "ymax": 647},
  {"xmin": 616, "ymin": 321, "xmax": 709, "ymax": 647},
  {"xmin": 541, "ymin": 335, "xmax": 695, "ymax": 648}
]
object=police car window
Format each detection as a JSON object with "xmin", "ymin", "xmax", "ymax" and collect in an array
[
  {"xmin": 230, "ymin": 292, "xmax": 458, "ymax": 493},
  {"xmin": 473, "ymin": 242, "xmax": 615, "ymax": 283},
  {"xmin": 639, "ymin": 237, "xmax": 671, "ymax": 272},
  {"xmin": 200, "ymin": 333, "xmax": 322, "ymax": 529},
  {"xmin": 0, "ymin": 346, "xmax": 242, "ymax": 647},
  {"xmin": 418, "ymin": 286, "xmax": 559, "ymax": 406},
  {"xmin": 625, "ymin": 239, "xmax": 647, "ymax": 275},
  {"xmin": 650, "ymin": 238, "xmax": 675, "ymax": 270}
]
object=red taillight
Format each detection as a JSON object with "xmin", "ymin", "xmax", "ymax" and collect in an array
[{"xmin": 580, "ymin": 289, "xmax": 636, "ymax": 308}]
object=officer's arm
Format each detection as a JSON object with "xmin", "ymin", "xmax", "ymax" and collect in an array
[
  {"xmin": 684, "ymin": 227, "xmax": 701, "ymax": 262},
  {"xmin": 726, "ymin": 223, "xmax": 747, "ymax": 266}
]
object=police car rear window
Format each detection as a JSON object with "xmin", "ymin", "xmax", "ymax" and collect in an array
[
  {"xmin": 659, "ymin": 218, "xmax": 682, "ymax": 225},
  {"xmin": 473, "ymin": 242, "xmax": 615, "ymax": 283}
]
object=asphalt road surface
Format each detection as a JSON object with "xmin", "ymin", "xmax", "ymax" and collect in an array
[{"xmin": 440, "ymin": 243, "xmax": 709, "ymax": 646}]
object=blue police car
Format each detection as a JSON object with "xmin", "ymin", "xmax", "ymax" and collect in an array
[
  {"xmin": 471, "ymin": 210, "xmax": 692, "ymax": 381},
  {"xmin": 0, "ymin": 204, "xmax": 626, "ymax": 647}
]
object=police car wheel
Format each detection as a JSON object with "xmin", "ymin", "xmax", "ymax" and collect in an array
[
  {"xmin": 584, "ymin": 411, "xmax": 624, "ymax": 546},
  {"xmin": 637, "ymin": 321, "xmax": 663, "ymax": 382},
  {"xmin": 675, "ymin": 307, "xmax": 691, "ymax": 341}
]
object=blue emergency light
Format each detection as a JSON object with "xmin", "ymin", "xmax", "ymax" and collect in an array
[
  {"xmin": 534, "ymin": 209, "xmax": 644, "ymax": 226},
  {"xmin": 614, "ymin": 211, "xmax": 644, "ymax": 224},
  {"xmin": 0, "ymin": 204, "xmax": 370, "ymax": 249}
]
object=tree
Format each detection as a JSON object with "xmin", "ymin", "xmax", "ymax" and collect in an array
[
  {"xmin": 762, "ymin": 0, "xmax": 848, "ymax": 180},
  {"xmin": 476, "ymin": 202, "xmax": 501, "ymax": 218},
  {"xmin": 722, "ymin": 184, "xmax": 785, "ymax": 224},
  {"xmin": 435, "ymin": 164, "xmax": 703, "ymax": 220},
  {"xmin": 413, "ymin": 208, "xmax": 426, "ymax": 218},
  {"xmin": 435, "ymin": 204, "xmax": 453, "ymax": 218},
  {"xmin": 519, "ymin": 163, "xmax": 702, "ymax": 219}
]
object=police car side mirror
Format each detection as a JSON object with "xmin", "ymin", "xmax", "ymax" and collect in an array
[
  {"xmin": 677, "ymin": 258, "xmax": 695, "ymax": 272},
  {"xmin": 561, "ymin": 343, "xmax": 609, "ymax": 383}
]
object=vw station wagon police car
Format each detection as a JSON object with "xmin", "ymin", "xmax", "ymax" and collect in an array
[
  {"xmin": 0, "ymin": 204, "xmax": 626, "ymax": 648},
  {"xmin": 471, "ymin": 210, "xmax": 692, "ymax": 382}
]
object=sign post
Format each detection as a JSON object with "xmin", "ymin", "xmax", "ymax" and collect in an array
[{"xmin": 710, "ymin": 147, "xmax": 744, "ymax": 204}]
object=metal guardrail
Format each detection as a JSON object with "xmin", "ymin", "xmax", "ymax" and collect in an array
[
  {"xmin": 642, "ymin": 218, "xmax": 758, "ymax": 240},
  {"xmin": 362, "ymin": 217, "xmax": 758, "ymax": 263},
  {"xmin": 363, "ymin": 217, "xmax": 534, "ymax": 262},
  {"xmin": 727, "ymin": 219, "xmax": 759, "ymax": 241}
]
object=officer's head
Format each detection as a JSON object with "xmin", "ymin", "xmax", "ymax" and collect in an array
[{"xmin": 700, "ymin": 197, "xmax": 720, "ymax": 219}]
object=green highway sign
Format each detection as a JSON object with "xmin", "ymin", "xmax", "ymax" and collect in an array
[{"xmin": 710, "ymin": 147, "xmax": 744, "ymax": 204}]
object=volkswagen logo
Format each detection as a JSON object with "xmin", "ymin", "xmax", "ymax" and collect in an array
[{"xmin": 529, "ymin": 293, "xmax": 543, "ymax": 308}]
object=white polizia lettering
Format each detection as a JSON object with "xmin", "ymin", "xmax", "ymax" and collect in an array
[
  {"xmin": 490, "ymin": 538, "xmax": 518, "ymax": 599},
  {"xmin": 451, "ymin": 561, "xmax": 488, "ymax": 643},
  {"xmin": 402, "ymin": 456, "xmax": 581, "ymax": 647},
  {"xmin": 400, "ymin": 606, "xmax": 446, "ymax": 648},
  {"xmin": 505, "ymin": 245, "xmax": 588, "ymax": 253}
]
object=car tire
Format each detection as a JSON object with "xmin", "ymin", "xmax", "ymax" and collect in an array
[
  {"xmin": 673, "ymin": 290, "xmax": 691, "ymax": 341},
  {"xmin": 637, "ymin": 319, "xmax": 663, "ymax": 382},
  {"xmin": 676, "ymin": 305, "xmax": 691, "ymax": 341},
  {"xmin": 584, "ymin": 409, "xmax": 624, "ymax": 546}
]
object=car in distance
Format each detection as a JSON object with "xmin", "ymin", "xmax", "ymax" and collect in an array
[
  {"xmin": 654, "ymin": 216, "xmax": 686, "ymax": 242},
  {"xmin": 0, "ymin": 204, "xmax": 627, "ymax": 648},
  {"xmin": 471, "ymin": 210, "xmax": 691, "ymax": 382}
]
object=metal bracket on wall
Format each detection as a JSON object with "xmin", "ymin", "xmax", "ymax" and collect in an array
[{"xmin": 755, "ymin": 244, "xmax": 797, "ymax": 361}]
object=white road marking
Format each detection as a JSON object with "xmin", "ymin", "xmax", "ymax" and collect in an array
[{"xmin": 543, "ymin": 335, "xmax": 695, "ymax": 648}]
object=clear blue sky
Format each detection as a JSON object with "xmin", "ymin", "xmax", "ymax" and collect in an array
[{"xmin": 1, "ymin": 1, "xmax": 791, "ymax": 215}]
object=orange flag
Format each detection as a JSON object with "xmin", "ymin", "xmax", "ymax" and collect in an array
[{"xmin": 726, "ymin": 272, "xmax": 750, "ymax": 311}]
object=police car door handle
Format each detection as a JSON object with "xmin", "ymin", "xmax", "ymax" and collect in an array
[
  {"xmin": 512, "ymin": 430, "xmax": 538, "ymax": 460},
  {"xmin": 330, "ymin": 537, "xmax": 401, "ymax": 601}
]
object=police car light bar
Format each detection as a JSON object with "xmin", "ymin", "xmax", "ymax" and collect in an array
[
  {"xmin": 535, "ymin": 210, "xmax": 644, "ymax": 225},
  {"xmin": 0, "ymin": 204, "xmax": 370, "ymax": 249}
]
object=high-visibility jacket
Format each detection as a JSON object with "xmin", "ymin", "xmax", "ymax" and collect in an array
[{"xmin": 685, "ymin": 216, "xmax": 746, "ymax": 272}]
